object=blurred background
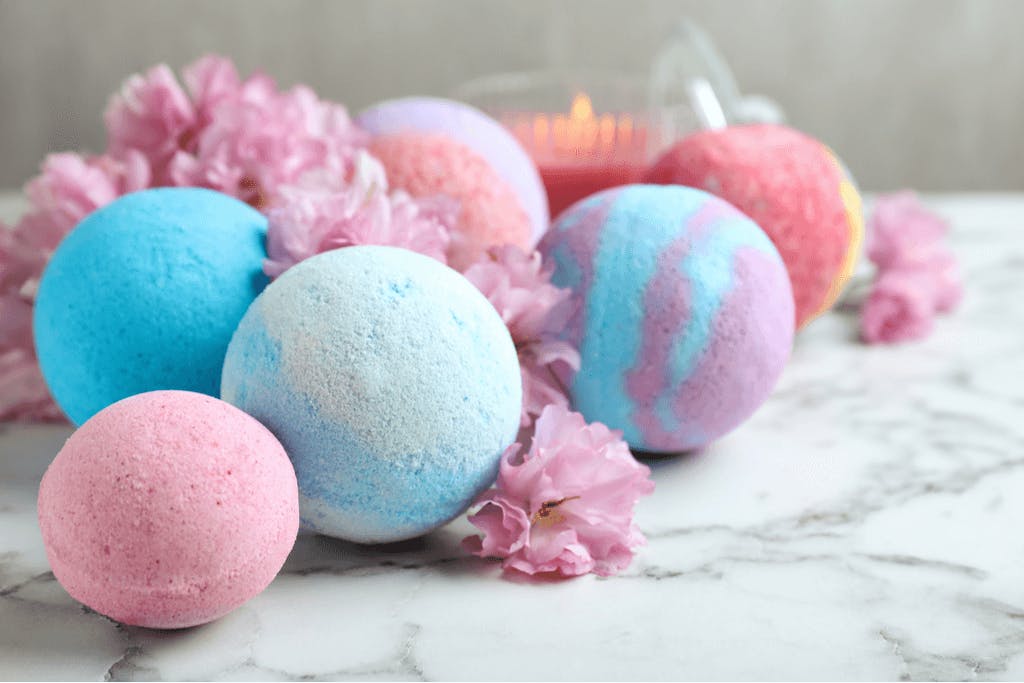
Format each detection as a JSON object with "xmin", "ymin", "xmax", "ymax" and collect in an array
[{"xmin": 0, "ymin": 0, "xmax": 1021, "ymax": 191}]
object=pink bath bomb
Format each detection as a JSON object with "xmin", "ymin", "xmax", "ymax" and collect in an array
[
  {"xmin": 356, "ymin": 96, "xmax": 549, "ymax": 245},
  {"xmin": 37, "ymin": 390, "xmax": 299, "ymax": 629},
  {"xmin": 643, "ymin": 124, "xmax": 864, "ymax": 328},
  {"xmin": 370, "ymin": 131, "xmax": 532, "ymax": 269}
]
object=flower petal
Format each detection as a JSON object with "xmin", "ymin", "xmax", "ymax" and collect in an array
[{"xmin": 463, "ymin": 405, "xmax": 653, "ymax": 578}]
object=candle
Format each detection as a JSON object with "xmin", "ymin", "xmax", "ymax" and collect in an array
[{"xmin": 503, "ymin": 93, "xmax": 651, "ymax": 219}]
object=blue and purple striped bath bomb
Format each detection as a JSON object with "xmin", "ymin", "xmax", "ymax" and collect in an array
[
  {"xmin": 221, "ymin": 246, "xmax": 522, "ymax": 543},
  {"xmin": 538, "ymin": 184, "xmax": 794, "ymax": 453}
]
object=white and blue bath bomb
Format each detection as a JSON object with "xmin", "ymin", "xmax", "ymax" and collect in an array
[
  {"xmin": 34, "ymin": 188, "xmax": 269, "ymax": 425},
  {"xmin": 221, "ymin": 246, "xmax": 522, "ymax": 543}
]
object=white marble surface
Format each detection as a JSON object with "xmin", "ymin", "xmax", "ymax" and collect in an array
[{"xmin": 2, "ymin": 194, "xmax": 1023, "ymax": 681}]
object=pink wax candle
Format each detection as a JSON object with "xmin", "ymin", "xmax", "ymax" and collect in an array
[{"xmin": 503, "ymin": 94, "xmax": 652, "ymax": 219}]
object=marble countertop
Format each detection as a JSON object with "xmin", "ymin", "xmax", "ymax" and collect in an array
[{"xmin": 2, "ymin": 194, "xmax": 1023, "ymax": 681}]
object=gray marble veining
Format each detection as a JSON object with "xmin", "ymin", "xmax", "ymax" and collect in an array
[{"xmin": 1, "ymin": 194, "xmax": 1023, "ymax": 681}]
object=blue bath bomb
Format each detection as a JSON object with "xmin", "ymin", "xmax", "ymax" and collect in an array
[
  {"xmin": 221, "ymin": 246, "xmax": 521, "ymax": 543},
  {"xmin": 34, "ymin": 188, "xmax": 269, "ymax": 425}
]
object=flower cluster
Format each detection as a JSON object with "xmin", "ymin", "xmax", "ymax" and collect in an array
[
  {"xmin": 463, "ymin": 245, "xmax": 580, "ymax": 428},
  {"xmin": 264, "ymin": 151, "xmax": 457, "ymax": 277},
  {"xmin": 464, "ymin": 405, "xmax": 654, "ymax": 577},
  {"xmin": 105, "ymin": 56, "xmax": 368, "ymax": 206},
  {"xmin": 860, "ymin": 192, "xmax": 963, "ymax": 344}
]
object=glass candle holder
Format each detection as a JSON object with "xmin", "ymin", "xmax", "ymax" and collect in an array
[
  {"xmin": 453, "ymin": 69, "xmax": 667, "ymax": 219},
  {"xmin": 451, "ymin": 20, "xmax": 782, "ymax": 220}
]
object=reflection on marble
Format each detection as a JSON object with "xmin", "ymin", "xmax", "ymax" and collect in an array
[{"xmin": 2, "ymin": 195, "xmax": 1024, "ymax": 681}]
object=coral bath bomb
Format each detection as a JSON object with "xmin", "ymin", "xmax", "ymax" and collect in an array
[
  {"xmin": 369, "ymin": 131, "xmax": 533, "ymax": 269},
  {"xmin": 37, "ymin": 391, "xmax": 299, "ymax": 629},
  {"xmin": 643, "ymin": 123, "xmax": 863, "ymax": 328},
  {"xmin": 34, "ymin": 187, "xmax": 269, "ymax": 425},
  {"xmin": 538, "ymin": 184, "xmax": 794, "ymax": 453},
  {"xmin": 357, "ymin": 96, "xmax": 549, "ymax": 246},
  {"xmin": 221, "ymin": 245, "xmax": 521, "ymax": 543}
]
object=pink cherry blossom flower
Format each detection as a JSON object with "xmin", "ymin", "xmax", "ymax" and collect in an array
[
  {"xmin": 0, "ymin": 348, "xmax": 64, "ymax": 422},
  {"xmin": 104, "ymin": 54, "xmax": 367, "ymax": 208},
  {"xmin": 0, "ymin": 230, "xmax": 56, "ymax": 421},
  {"xmin": 860, "ymin": 268, "xmax": 937, "ymax": 344},
  {"xmin": 263, "ymin": 151, "xmax": 455, "ymax": 277},
  {"xmin": 3, "ymin": 151, "xmax": 148, "ymax": 301},
  {"xmin": 932, "ymin": 254, "xmax": 963, "ymax": 314},
  {"xmin": 0, "ymin": 151, "xmax": 149, "ymax": 422},
  {"xmin": 105, "ymin": 64, "xmax": 197, "ymax": 183},
  {"xmin": 169, "ymin": 80, "xmax": 368, "ymax": 209},
  {"xmin": 17, "ymin": 151, "xmax": 149, "ymax": 253},
  {"xmin": 0, "ymin": 225, "xmax": 39, "ymax": 295},
  {"xmin": 181, "ymin": 55, "xmax": 245, "ymax": 130},
  {"xmin": 464, "ymin": 405, "xmax": 654, "ymax": 577},
  {"xmin": 867, "ymin": 191, "xmax": 950, "ymax": 271},
  {"xmin": 0, "ymin": 273, "xmax": 62, "ymax": 422},
  {"xmin": 860, "ymin": 192, "xmax": 964, "ymax": 345},
  {"xmin": 464, "ymin": 246, "xmax": 580, "ymax": 427}
]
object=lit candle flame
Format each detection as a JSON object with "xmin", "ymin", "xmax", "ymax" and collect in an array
[
  {"xmin": 521, "ymin": 91, "xmax": 641, "ymax": 160},
  {"xmin": 570, "ymin": 93, "xmax": 595, "ymax": 122}
]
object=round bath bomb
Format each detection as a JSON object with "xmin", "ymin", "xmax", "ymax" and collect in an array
[
  {"xmin": 221, "ymin": 245, "xmax": 521, "ymax": 543},
  {"xmin": 357, "ymin": 96, "xmax": 549, "ymax": 245},
  {"xmin": 643, "ymin": 124, "xmax": 863, "ymax": 328},
  {"xmin": 34, "ymin": 187, "xmax": 269, "ymax": 425},
  {"xmin": 370, "ymin": 131, "xmax": 532, "ymax": 269},
  {"xmin": 37, "ymin": 390, "xmax": 299, "ymax": 629},
  {"xmin": 538, "ymin": 184, "xmax": 794, "ymax": 453}
]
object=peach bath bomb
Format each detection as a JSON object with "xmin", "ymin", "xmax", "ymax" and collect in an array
[
  {"xmin": 221, "ymin": 245, "xmax": 521, "ymax": 543},
  {"xmin": 37, "ymin": 390, "xmax": 299, "ymax": 629},
  {"xmin": 369, "ymin": 131, "xmax": 533, "ymax": 269},
  {"xmin": 538, "ymin": 185, "xmax": 794, "ymax": 453},
  {"xmin": 357, "ymin": 96, "xmax": 549, "ymax": 245},
  {"xmin": 643, "ymin": 124, "xmax": 863, "ymax": 328},
  {"xmin": 33, "ymin": 187, "xmax": 269, "ymax": 425}
]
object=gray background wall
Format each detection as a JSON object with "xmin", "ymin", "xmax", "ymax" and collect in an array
[{"xmin": 0, "ymin": 0, "xmax": 1021, "ymax": 191}]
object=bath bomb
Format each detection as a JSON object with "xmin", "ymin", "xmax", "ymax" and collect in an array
[
  {"xmin": 538, "ymin": 184, "xmax": 794, "ymax": 453},
  {"xmin": 37, "ymin": 390, "xmax": 299, "ymax": 629},
  {"xmin": 369, "ymin": 131, "xmax": 532, "ymax": 269},
  {"xmin": 357, "ymin": 96, "xmax": 549, "ymax": 245},
  {"xmin": 221, "ymin": 245, "xmax": 521, "ymax": 543},
  {"xmin": 643, "ymin": 124, "xmax": 863, "ymax": 328},
  {"xmin": 34, "ymin": 187, "xmax": 269, "ymax": 425}
]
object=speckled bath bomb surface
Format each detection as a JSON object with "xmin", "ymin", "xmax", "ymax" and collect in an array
[
  {"xmin": 538, "ymin": 184, "xmax": 794, "ymax": 453},
  {"xmin": 643, "ymin": 124, "xmax": 863, "ymax": 328},
  {"xmin": 221, "ymin": 246, "xmax": 522, "ymax": 543},
  {"xmin": 33, "ymin": 188, "xmax": 269, "ymax": 425},
  {"xmin": 37, "ymin": 391, "xmax": 299, "ymax": 629},
  {"xmin": 370, "ymin": 132, "xmax": 533, "ymax": 269},
  {"xmin": 357, "ymin": 96, "xmax": 549, "ymax": 246}
]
